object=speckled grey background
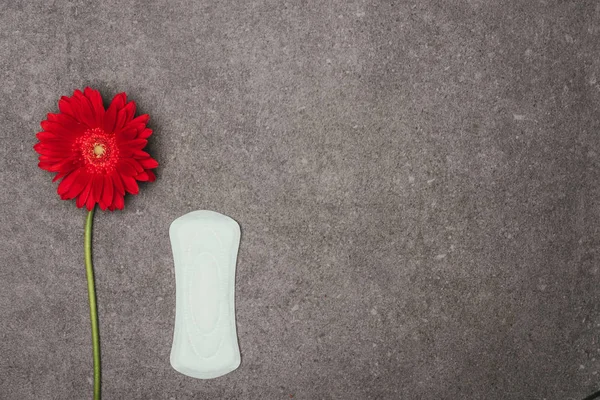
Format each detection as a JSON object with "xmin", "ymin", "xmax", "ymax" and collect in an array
[{"xmin": 1, "ymin": 1, "xmax": 599, "ymax": 399}]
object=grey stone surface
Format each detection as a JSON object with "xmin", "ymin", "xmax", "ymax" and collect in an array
[{"xmin": 1, "ymin": 0, "xmax": 599, "ymax": 399}]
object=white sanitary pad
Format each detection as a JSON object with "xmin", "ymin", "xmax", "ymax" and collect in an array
[{"xmin": 169, "ymin": 210, "xmax": 241, "ymax": 379}]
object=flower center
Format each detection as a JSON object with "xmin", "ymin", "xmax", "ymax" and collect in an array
[
  {"xmin": 93, "ymin": 144, "xmax": 106, "ymax": 157},
  {"xmin": 75, "ymin": 128, "xmax": 119, "ymax": 173}
]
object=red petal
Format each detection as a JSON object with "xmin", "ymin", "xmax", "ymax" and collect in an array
[
  {"xmin": 38, "ymin": 161, "xmax": 63, "ymax": 172},
  {"xmin": 104, "ymin": 93, "xmax": 127, "ymax": 133},
  {"xmin": 131, "ymin": 114, "xmax": 149, "ymax": 125},
  {"xmin": 136, "ymin": 170, "xmax": 156, "ymax": 182},
  {"xmin": 52, "ymin": 170, "xmax": 70, "ymax": 182},
  {"xmin": 84, "ymin": 87, "xmax": 105, "ymax": 126},
  {"xmin": 46, "ymin": 113, "xmax": 61, "ymax": 123},
  {"xmin": 115, "ymin": 102, "xmax": 136, "ymax": 131},
  {"xmin": 33, "ymin": 142, "xmax": 45, "ymax": 153},
  {"xmin": 114, "ymin": 108, "xmax": 126, "ymax": 131},
  {"xmin": 117, "ymin": 127, "xmax": 138, "ymax": 141},
  {"xmin": 121, "ymin": 174, "xmax": 139, "ymax": 194},
  {"xmin": 111, "ymin": 172, "xmax": 125, "ymax": 195},
  {"xmin": 132, "ymin": 149, "xmax": 150, "ymax": 158},
  {"xmin": 124, "ymin": 101, "xmax": 136, "ymax": 122},
  {"xmin": 138, "ymin": 128, "xmax": 153, "ymax": 139},
  {"xmin": 138, "ymin": 158, "xmax": 158, "ymax": 169},
  {"xmin": 119, "ymin": 138, "xmax": 147, "ymax": 149},
  {"xmin": 117, "ymin": 160, "xmax": 137, "ymax": 176},
  {"xmin": 38, "ymin": 154, "xmax": 62, "ymax": 161},
  {"xmin": 102, "ymin": 174, "xmax": 113, "ymax": 207},
  {"xmin": 34, "ymin": 140, "xmax": 73, "ymax": 151},
  {"xmin": 58, "ymin": 96, "xmax": 76, "ymax": 118},
  {"xmin": 89, "ymin": 175, "xmax": 103, "ymax": 210},
  {"xmin": 124, "ymin": 158, "xmax": 143, "ymax": 173},
  {"xmin": 57, "ymin": 170, "xmax": 80, "ymax": 196},
  {"xmin": 126, "ymin": 114, "xmax": 148, "ymax": 133},
  {"xmin": 76, "ymin": 176, "xmax": 94, "ymax": 208},
  {"xmin": 58, "ymin": 158, "xmax": 82, "ymax": 174},
  {"xmin": 113, "ymin": 190, "xmax": 124, "ymax": 210},
  {"xmin": 36, "ymin": 131, "xmax": 58, "ymax": 141},
  {"xmin": 117, "ymin": 146, "xmax": 134, "ymax": 158},
  {"xmin": 135, "ymin": 171, "xmax": 150, "ymax": 181},
  {"xmin": 47, "ymin": 112, "xmax": 77, "ymax": 125},
  {"xmin": 41, "ymin": 120, "xmax": 85, "ymax": 140},
  {"xmin": 64, "ymin": 171, "xmax": 88, "ymax": 199},
  {"xmin": 35, "ymin": 147, "xmax": 70, "ymax": 158},
  {"xmin": 146, "ymin": 170, "xmax": 156, "ymax": 182},
  {"xmin": 86, "ymin": 196, "xmax": 95, "ymax": 210},
  {"xmin": 71, "ymin": 90, "xmax": 96, "ymax": 128},
  {"xmin": 45, "ymin": 113, "xmax": 85, "ymax": 135}
]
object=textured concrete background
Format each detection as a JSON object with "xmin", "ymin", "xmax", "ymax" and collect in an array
[{"xmin": 1, "ymin": 0, "xmax": 599, "ymax": 399}]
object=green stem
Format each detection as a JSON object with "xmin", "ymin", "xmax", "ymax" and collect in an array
[{"xmin": 84, "ymin": 207, "xmax": 101, "ymax": 400}]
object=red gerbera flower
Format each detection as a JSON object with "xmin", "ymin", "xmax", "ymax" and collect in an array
[{"xmin": 34, "ymin": 87, "xmax": 158, "ymax": 211}]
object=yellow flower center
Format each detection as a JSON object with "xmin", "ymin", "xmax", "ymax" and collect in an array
[{"xmin": 93, "ymin": 143, "xmax": 106, "ymax": 158}]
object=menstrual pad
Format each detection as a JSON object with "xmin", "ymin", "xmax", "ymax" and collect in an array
[{"xmin": 169, "ymin": 210, "xmax": 241, "ymax": 379}]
